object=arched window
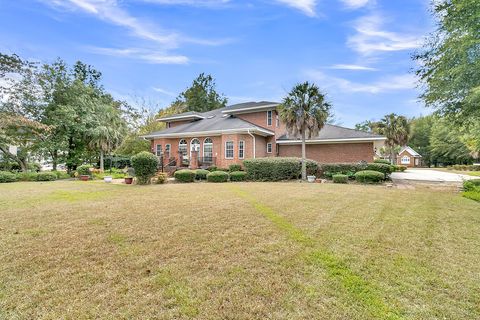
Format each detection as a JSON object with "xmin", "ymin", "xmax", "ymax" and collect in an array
[
  {"xmin": 401, "ymin": 155, "xmax": 410, "ymax": 164},
  {"xmin": 190, "ymin": 138, "xmax": 200, "ymax": 157},
  {"xmin": 179, "ymin": 139, "xmax": 187, "ymax": 156},
  {"xmin": 203, "ymin": 138, "xmax": 213, "ymax": 162}
]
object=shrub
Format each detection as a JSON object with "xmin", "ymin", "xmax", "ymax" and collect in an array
[
  {"xmin": 54, "ymin": 171, "xmax": 71, "ymax": 179},
  {"xmin": 0, "ymin": 171, "xmax": 17, "ymax": 183},
  {"xmin": 229, "ymin": 164, "xmax": 242, "ymax": 172},
  {"xmin": 230, "ymin": 171, "xmax": 247, "ymax": 182},
  {"xmin": 36, "ymin": 172, "xmax": 57, "ymax": 181},
  {"xmin": 394, "ymin": 165, "xmax": 407, "ymax": 172},
  {"xmin": 28, "ymin": 162, "xmax": 42, "ymax": 172},
  {"xmin": 463, "ymin": 191, "xmax": 480, "ymax": 202},
  {"xmin": 154, "ymin": 172, "xmax": 169, "ymax": 184},
  {"xmin": 195, "ymin": 169, "xmax": 209, "ymax": 180},
  {"xmin": 77, "ymin": 165, "xmax": 93, "ymax": 176},
  {"xmin": 16, "ymin": 172, "xmax": 38, "ymax": 181},
  {"xmin": 332, "ymin": 174, "xmax": 348, "ymax": 184},
  {"xmin": 174, "ymin": 169, "xmax": 196, "ymax": 183},
  {"xmin": 463, "ymin": 179, "xmax": 480, "ymax": 192},
  {"xmin": 319, "ymin": 163, "xmax": 367, "ymax": 179},
  {"xmin": 207, "ymin": 171, "xmax": 229, "ymax": 183},
  {"xmin": 354, "ymin": 170, "xmax": 384, "ymax": 184},
  {"xmin": 374, "ymin": 159, "xmax": 391, "ymax": 165},
  {"xmin": 206, "ymin": 166, "xmax": 217, "ymax": 172},
  {"xmin": 365, "ymin": 163, "xmax": 393, "ymax": 179},
  {"xmin": 131, "ymin": 152, "xmax": 159, "ymax": 185},
  {"xmin": 243, "ymin": 157, "xmax": 318, "ymax": 181}
]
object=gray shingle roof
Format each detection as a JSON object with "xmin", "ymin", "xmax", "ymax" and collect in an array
[
  {"xmin": 143, "ymin": 107, "xmax": 273, "ymax": 138},
  {"xmin": 277, "ymin": 124, "xmax": 385, "ymax": 141},
  {"xmin": 157, "ymin": 111, "xmax": 204, "ymax": 121},
  {"xmin": 223, "ymin": 101, "xmax": 279, "ymax": 111}
]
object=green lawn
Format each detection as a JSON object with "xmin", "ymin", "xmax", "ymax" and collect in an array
[
  {"xmin": 1, "ymin": 181, "xmax": 480, "ymax": 319},
  {"xmin": 428, "ymin": 168, "xmax": 480, "ymax": 177}
]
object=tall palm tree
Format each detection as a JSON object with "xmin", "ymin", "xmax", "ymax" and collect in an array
[
  {"xmin": 377, "ymin": 113, "xmax": 410, "ymax": 164},
  {"xmin": 278, "ymin": 82, "xmax": 331, "ymax": 180}
]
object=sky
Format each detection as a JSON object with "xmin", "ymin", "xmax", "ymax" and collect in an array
[{"xmin": 0, "ymin": 0, "xmax": 434, "ymax": 127}]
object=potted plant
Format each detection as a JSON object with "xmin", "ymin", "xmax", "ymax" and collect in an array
[
  {"xmin": 104, "ymin": 176, "xmax": 113, "ymax": 183},
  {"xmin": 77, "ymin": 164, "xmax": 93, "ymax": 182},
  {"xmin": 80, "ymin": 175, "xmax": 90, "ymax": 181},
  {"xmin": 124, "ymin": 166, "xmax": 135, "ymax": 184},
  {"xmin": 307, "ymin": 175, "xmax": 316, "ymax": 183},
  {"xmin": 124, "ymin": 176, "xmax": 133, "ymax": 184}
]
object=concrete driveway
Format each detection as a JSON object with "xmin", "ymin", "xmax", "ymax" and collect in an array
[{"xmin": 391, "ymin": 168, "xmax": 477, "ymax": 183}]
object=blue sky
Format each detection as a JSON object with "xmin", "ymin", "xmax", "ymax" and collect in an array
[{"xmin": 0, "ymin": 0, "xmax": 433, "ymax": 127}]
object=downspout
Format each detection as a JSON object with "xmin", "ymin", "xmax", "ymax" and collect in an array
[{"xmin": 247, "ymin": 129, "xmax": 256, "ymax": 159}]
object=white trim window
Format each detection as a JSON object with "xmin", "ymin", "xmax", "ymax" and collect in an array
[
  {"xmin": 225, "ymin": 141, "xmax": 234, "ymax": 159},
  {"xmin": 401, "ymin": 155, "xmax": 410, "ymax": 164},
  {"xmin": 267, "ymin": 110, "xmax": 272, "ymax": 126},
  {"xmin": 156, "ymin": 144, "xmax": 163, "ymax": 157},
  {"xmin": 239, "ymin": 140, "xmax": 245, "ymax": 159},
  {"xmin": 267, "ymin": 143, "xmax": 272, "ymax": 153},
  {"xmin": 203, "ymin": 138, "xmax": 213, "ymax": 162},
  {"xmin": 165, "ymin": 144, "xmax": 171, "ymax": 158},
  {"xmin": 179, "ymin": 139, "xmax": 188, "ymax": 156}
]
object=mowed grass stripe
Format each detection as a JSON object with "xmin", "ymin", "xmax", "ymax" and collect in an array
[{"xmin": 230, "ymin": 185, "xmax": 404, "ymax": 320}]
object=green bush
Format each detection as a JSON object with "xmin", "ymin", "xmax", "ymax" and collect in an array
[
  {"xmin": 207, "ymin": 171, "xmax": 229, "ymax": 183},
  {"xmin": 131, "ymin": 152, "xmax": 159, "ymax": 185},
  {"xmin": 394, "ymin": 165, "xmax": 407, "ymax": 172},
  {"xmin": 229, "ymin": 164, "xmax": 242, "ymax": 172},
  {"xmin": 374, "ymin": 159, "xmax": 391, "ymax": 165},
  {"xmin": 77, "ymin": 165, "xmax": 93, "ymax": 176},
  {"xmin": 206, "ymin": 166, "xmax": 217, "ymax": 172},
  {"xmin": 463, "ymin": 191, "xmax": 480, "ymax": 202},
  {"xmin": 230, "ymin": 171, "xmax": 247, "ymax": 182},
  {"xmin": 319, "ymin": 163, "xmax": 367, "ymax": 179},
  {"xmin": 54, "ymin": 171, "xmax": 71, "ymax": 179},
  {"xmin": 463, "ymin": 179, "xmax": 480, "ymax": 192},
  {"xmin": 16, "ymin": 172, "xmax": 38, "ymax": 181},
  {"xmin": 243, "ymin": 157, "xmax": 318, "ymax": 181},
  {"xmin": 0, "ymin": 171, "xmax": 17, "ymax": 183},
  {"xmin": 365, "ymin": 163, "xmax": 393, "ymax": 179},
  {"xmin": 354, "ymin": 170, "xmax": 385, "ymax": 184},
  {"xmin": 332, "ymin": 174, "xmax": 348, "ymax": 184},
  {"xmin": 195, "ymin": 169, "xmax": 209, "ymax": 180},
  {"xmin": 174, "ymin": 169, "xmax": 196, "ymax": 183},
  {"xmin": 36, "ymin": 172, "xmax": 57, "ymax": 181}
]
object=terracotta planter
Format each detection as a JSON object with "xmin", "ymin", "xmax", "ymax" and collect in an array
[
  {"xmin": 124, "ymin": 177, "xmax": 133, "ymax": 185},
  {"xmin": 80, "ymin": 175, "xmax": 90, "ymax": 181}
]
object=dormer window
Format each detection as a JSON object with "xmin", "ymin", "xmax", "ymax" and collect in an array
[{"xmin": 267, "ymin": 110, "xmax": 272, "ymax": 126}]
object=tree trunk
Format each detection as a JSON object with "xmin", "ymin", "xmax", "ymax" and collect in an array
[
  {"xmin": 390, "ymin": 148, "xmax": 396, "ymax": 165},
  {"xmin": 100, "ymin": 150, "xmax": 104, "ymax": 171},
  {"xmin": 301, "ymin": 130, "xmax": 306, "ymax": 181},
  {"xmin": 52, "ymin": 150, "xmax": 58, "ymax": 171},
  {"xmin": 0, "ymin": 146, "xmax": 28, "ymax": 172}
]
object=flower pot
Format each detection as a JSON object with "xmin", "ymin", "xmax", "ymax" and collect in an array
[
  {"xmin": 104, "ymin": 176, "xmax": 112, "ymax": 183},
  {"xmin": 124, "ymin": 177, "xmax": 133, "ymax": 185},
  {"xmin": 307, "ymin": 175, "xmax": 316, "ymax": 183},
  {"xmin": 80, "ymin": 175, "xmax": 90, "ymax": 181}
]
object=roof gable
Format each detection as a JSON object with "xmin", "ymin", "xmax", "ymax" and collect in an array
[{"xmin": 399, "ymin": 146, "xmax": 422, "ymax": 157}]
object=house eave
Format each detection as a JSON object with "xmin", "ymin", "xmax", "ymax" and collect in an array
[
  {"xmin": 277, "ymin": 137, "xmax": 387, "ymax": 145},
  {"xmin": 141, "ymin": 127, "xmax": 275, "ymax": 139},
  {"xmin": 157, "ymin": 115, "xmax": 205, "ymax": 122},
  {"xmin": 222, "ymin": 104, "xmax": 279, "ymax": 114}
]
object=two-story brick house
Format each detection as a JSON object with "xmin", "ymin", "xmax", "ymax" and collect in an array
[{"xmin": 142, "ymin": 101, "xmax": 386, "ymax": 169}]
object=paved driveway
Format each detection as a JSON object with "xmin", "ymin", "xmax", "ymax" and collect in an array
[{"xmin": 391, "ymin": 169, "xmax": 477, "ymax": 183}]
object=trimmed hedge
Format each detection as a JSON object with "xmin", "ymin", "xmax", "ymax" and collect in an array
[
  {"xmin": 54, "ymin": 171, "xmax": 71, "ymax": 179},
  {"xmin": 207, "ymin": 171, "xmax": 229, "ymax": 183},
  {"xmin": 365, "ymin": 163, "xmax": 393, "ymax": 179},
  {"xmin": 0, "ymin": 171, "xmax": 17, "ymax": 183},
  {"xmin": 230, "ymin": 171, "xmax": 246, "ymax": 182},
  {"xmin": 131, "ymin": 152, "xmax": 159, "ymax": 185},
  {"xmin": 195, "ymin": 169, "xmax": 209, "ymax": 180},
  {"xmin": 154, "ymin": 172, "xmax": 168, "ymax": 184},
  {"xmin": 229, "ymin": 164, "xmax": 242, "ymax": 172},
  {"xmin": 243, "ymin": 157, "xmax": 318, "ymax": 181},
  {"xmin": 36, "ymin": 172, "xmax": 57, "ymax": 181},
  {"xmin": 77, "ymin": 165, "xmax": 93, "ymax": 176},
  {"xmin": 374, "ymin": 159, "xmax": 391, "ymax": 165},
  {"xmin": 206, "ymin": 166, "xmax": 217, "ymax": 172},
  {"xmin": 354, "ymin": 170, "xmax": 384, "ymax": 184},
  {"xmin": 16, "ymin": 172, "xmax": 38, "ymax": 181},
  {"xmin": 463, "ymin": 179, "xmax": 480, "ymax": 192},
  {"xmin": 319, "ymin": 163, "xmax": 367, "ymax": 179},
  {"xmin": 332, "ymin": 174, "xmax": 348, "ymax": 184},
  {"xmin": 394, "ymin": 165, "xmax": 407, "ymax": 172},
  {"xmin": 174, "ymin": 169, "xmax": 196, "ymax": 183}
]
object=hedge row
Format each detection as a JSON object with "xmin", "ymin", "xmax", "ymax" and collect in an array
[
  {"xmin": 354, "ymin": 170, "xmax": 385, "ymax": 183},
  {"xmin": 0, "ymin": 171, "xmax": 69, "ymax": 183},
  {"xmin": 173, "ymin": 169, "xmax": 247, "ymax": 183},
  {"xmin": 449, "ymin": 164, "xmax": 480, "ymax": 171},
  {"xmin": 463, "ymin": 179, "xmax": 480, "ymax": 202},
  {"xmin": 243, "ymin": 157, "xmax": 318, "ymax": 181}
]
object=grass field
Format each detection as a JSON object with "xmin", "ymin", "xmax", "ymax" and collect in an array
[
  {"xmin": 428, "ymin": 168, "xmax": 480, "ymax": 177},
  {"xmin": 1, "ymin": 181, "xmax": 480, "ymax": 319}
]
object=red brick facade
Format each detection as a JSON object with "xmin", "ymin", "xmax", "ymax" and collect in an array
[
  {"xmin": 396, "ymin": 150, "xmax": 421, "ymax": 167},
  {"xmin": 278, "ymin": 143, "xmax": 375, "ymax": 163}
]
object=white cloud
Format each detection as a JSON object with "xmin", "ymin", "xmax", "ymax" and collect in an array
[
  {"xmin": 141, "ymin": 0, "xmax": 231, "ymax": 6},
  {"xmin": 86, "ymin": 47, "xmax": 189, "ymax": 64},
  {"xmin": 305, "ymin": 69, "xmax": 416, "ymax": 94},
  {"xmin": 152, "ymin": 87, "xmax": 176, "ymax": 96},
  {"xmin": 329, "ymin": 64, "xmax": 377, "ymax": 71},
  {"xmin": 347, "ymin": 14, "xmax": 422, "ymax": 55},
  {"xmin": 340, "ymin": 0, "xmax": 371, "ymax": 9},
  {"xmin": 274, "ymin": 0, "xmax": 317, "ymax": 17}
]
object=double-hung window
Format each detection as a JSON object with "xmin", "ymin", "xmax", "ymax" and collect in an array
[
  {"xmin": 165, "ymin": 144, "xmax": 171, "ymax": 158},
  {"xmin": 267, "ymin": 143, "xmax": 272, "ymax": 153},
  {"xmin": 238, "ymin": 141, "xmax": 245, "ymax": 159},
  {"xmin": 267, "ymin": 110, "xmax": 272, "ymax": 126},
  {"xmin": 156, "ymin": 144, "xmax": 163, "ymax": 157},
  {"xmin": 225, "ymin": 141, "xmax": 234, "ymax": 159}
]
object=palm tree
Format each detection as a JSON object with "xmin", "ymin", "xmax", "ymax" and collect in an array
[
  {"xmin": 278, "ymin": 82, "xmax": 331, "ymax": 180},
  {"xmin": 377, "ymin": 113, "xmax": 410, "ymax": 164}
]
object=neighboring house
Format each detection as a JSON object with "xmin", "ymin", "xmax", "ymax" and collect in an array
[
  {"xmin": 142, "ymin": 101, "xmax": 386, "ymax": 169},
  {"xmin": 397, "ymin": 146, "xmax": 422, "ymax": 167}
]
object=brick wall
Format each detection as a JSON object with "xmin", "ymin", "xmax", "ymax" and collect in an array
[
  {"xmin": 397, "ymin": 151, "xmax": 418, "ymax": 167},
  {"xmin": 278, "ymin": 142, "xmax": 375, "ymax": 163}
]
